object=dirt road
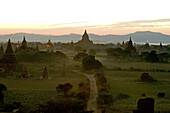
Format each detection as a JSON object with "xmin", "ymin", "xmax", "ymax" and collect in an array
[{"xmin": 73, "ymin": 70, "xmax": 98, "ymax": 113}]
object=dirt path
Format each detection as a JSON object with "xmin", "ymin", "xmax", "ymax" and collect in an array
[{"xmin": 73, "ymin": 70, "xmax": 98, "ymax": 113}]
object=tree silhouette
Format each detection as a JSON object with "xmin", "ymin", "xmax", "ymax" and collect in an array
[
  {"xmin": 56, "ymin": 83, "xmax": 73, "ymax": 96},
  {"xmin": 82, "ymin": 55, "xmax": 102, "ymax": 70}
]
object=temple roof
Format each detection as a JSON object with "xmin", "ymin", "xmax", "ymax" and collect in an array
[{"xmin": 5, "ymin": 39, "xmax": 14, "ymax": 53}]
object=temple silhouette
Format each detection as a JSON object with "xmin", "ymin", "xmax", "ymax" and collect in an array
[
  {"xmin": 0, "ymin": 39, "xmax": 18, "ymax": 69},
  {"xmin": 77, "ymin": 30, "xmax": 93, "ymax": 46}
]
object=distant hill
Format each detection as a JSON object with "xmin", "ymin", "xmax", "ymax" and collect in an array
[{"xmin": 0, "ymin": 31, "xmax": 169, "ymax": 45}]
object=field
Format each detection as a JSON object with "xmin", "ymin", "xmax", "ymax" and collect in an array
[
  {"xmin": 0, "ymin": 59, "xmax": 87, "ymax": 111},
  {"xmin": 105, "ymin": 71, "xmax": 170, "ymax": 113},
  {"xmin": 95, "ymin": 55, "xmax": 170, "ymax": 112},
  {"xmin": 0, "ymin": 51, "xmax": 170, "ymax": 113}
]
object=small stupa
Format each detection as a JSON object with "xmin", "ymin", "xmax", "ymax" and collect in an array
[
  {"xmin": 21, "ymin": 67, "xmax": 28, "ymax": 78},
  {"xmin": 42, "ymin": 66, "xmax": 48, "ymax": 78},
  {"xmin": 0, "ymin": 44, "xmax": 4, "ymax": 53}
]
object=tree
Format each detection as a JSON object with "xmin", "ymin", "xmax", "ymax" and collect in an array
[
  {"xmin": 74, "ymin": 46, "xmax": 82, "ymax": 52},
  {"xmin": 106, "ymin": 48, "xmax": 124, "ymax": 58},
  {"xmin": 88, "ymin": 49, "xmax": 96, "ymax": 56},
  {"xmin": 82, "ymin": 55, "xmax": 102, "ymax": 70},
  {"xmin": 142, "ymin": 51, "xmax": 159, "ymax": 62},
  {"xmin": 158, "ymin": 53, "xmax": 169, "ymax": 62},
  {"xmin": 56, "ymin": 83, "xmax": 73, "ymax": 96},
  {"xmin": 0, "ymin": 83, "xmax": 7, "ymax": 105},
  {"xmin": 37, "ymin": 98, "xmax": 86, "ymax": 113},
  {"xmin": 73, "ymin": 52, "xmax": 88, "ymax": 61},
  {"xmin": 95, "ymin": 73, "xmax": 107, "ymax": 91},
  {"xmin": 55, "ymin": 51, "xmax": 67, "ymax": 60}
]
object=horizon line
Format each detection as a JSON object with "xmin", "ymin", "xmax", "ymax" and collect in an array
[{"xmin": 0, "ymin": 30, "xmax": 168, "ymax": 36}]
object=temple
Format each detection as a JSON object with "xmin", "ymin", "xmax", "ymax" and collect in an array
[
  {"xmin": 77, "ymin": 30, "xmax": 93, "ymax": 46},
  {"xmin": 21, "ymin": 36, "xmax": 27, "ymax": 49},
  {"xmin": 0, "ymin": 44, "xmax": 4, "ymax": 53},
  {"xmin": 42, "ymin": 66, "xmax": 48, "ymax": 78},
  {"xmin": 21, "ymin": 67, "xmax": 28, "ymax": 78},
  {"xmin": 0, "ymin": 39, "xmax": 18, "ymax": 69}
]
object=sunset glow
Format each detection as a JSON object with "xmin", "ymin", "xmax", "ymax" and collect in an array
[{"xmin": 0, "ymin": 0, "xmax": 170, "ymax": 35}]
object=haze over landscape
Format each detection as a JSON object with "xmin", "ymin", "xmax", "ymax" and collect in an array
[{"xmin": 0, "ymin": 31, "xmax": 170, "ymax": 45}]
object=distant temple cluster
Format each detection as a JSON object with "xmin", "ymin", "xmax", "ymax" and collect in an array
[{"xmin": 0, "ymin": 30, "xmax": 168, "ymax": 78}]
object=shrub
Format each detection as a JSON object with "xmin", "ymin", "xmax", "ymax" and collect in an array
[
  {"xmin": 74, "ymin": 52, "xmax": 88, "ymax": 61},
  {"xmin": 117, "ymin": 93, "xmax": 130, "ymax": 100},
  {"xmin": 56, "ymin": 83, "xmax": 73, "ymax": 96},
  {"xmin": 97, "ymin": 92, "xmax": 113, "ymax": 107},
  {"xmin": 37, "ymin": 98, "xmax": 86, "ymax": 113}
]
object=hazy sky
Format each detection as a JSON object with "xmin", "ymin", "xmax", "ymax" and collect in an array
[{"xmin": 0, "ymin": 0, "xmax": 170, "ymax": 35}]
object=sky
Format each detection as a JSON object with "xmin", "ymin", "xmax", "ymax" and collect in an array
[{"xmin": 0, "ymin": 0, "xmax": 170, "ymax": 35}]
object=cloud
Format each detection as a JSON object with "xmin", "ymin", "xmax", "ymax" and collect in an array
[
  {"xmin": 108, "ymin": 19, "xmax": 170, "ymax": 28},
  {"xmin": 47, "ymin": 21, "xmax": 90, "ymax": 27}
]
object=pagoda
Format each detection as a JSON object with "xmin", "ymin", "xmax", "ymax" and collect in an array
[
  {"xmin": 21, "ymin": 36, "xmax": 27, "ymax": 49},
  {"xmin": 21, "ymin": 67, "xmax": 28, "ymax": 78},
  {"xmin": 0, "ymin": 39, "xmax": 18, "ymax": 68},
  {"xmin": 0, "ymin": 44, "xmax": 4, "ymax": 53},
  {"xmin": 77, "ymin": 30, "xmax": 93, "ymax": 46},
  {"xmin": 46, "ymin": 39, "xmax": 53, "ymax": 49},
  {"xmin": 42, "ymin": 66, "xmax": 48, "ymax": 78},
  {"xmin": 16, "ymin": 36, "xmax": 30, "ymax": 52}
]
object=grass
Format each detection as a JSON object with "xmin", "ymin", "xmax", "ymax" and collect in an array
[
  {"xmin": 0, "ymin": 60, "xmax": 86, "ymax": 111},
  {"xmin": 105, "ymin": 70, "xmax": 170, "ymax": 112},
  {"xmin": 0, "ymin": 51, "xmax": 170, "ymax": 112},
  {"xmin": 97, "ymin": 56, "xmax": 170, "ymax": 71}
]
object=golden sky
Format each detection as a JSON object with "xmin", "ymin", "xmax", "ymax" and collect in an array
[{"xmin": 0, "ymin": 0, "xmax": 170, "ymax": 35}]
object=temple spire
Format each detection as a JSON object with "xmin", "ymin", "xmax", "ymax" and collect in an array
[
  {"xmin": 42, "ymin": 66, "xmax": 48, "ymax": 78},
  {"xmin": 21, "ymin": 36, "xmax": 27, "ymax": 49},
  {"xmin": 5, "ymin": 39, "xmax": 14, "ymax": 53},
  {"xmin": 0, "ymin": 44, "xmax": 4, "ymax": 52},
  {"xmin": 0, "ymin": 39, "xmax": 18, "ymax": 69}
]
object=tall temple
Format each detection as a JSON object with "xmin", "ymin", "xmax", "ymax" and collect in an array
[
  {"xmin": 128, "ymin": 36, "xmax": 133, "ymax": 47},
  {"xmin": 21, "ymin": 36, "xmax": 27, "ymax": 49},
  {"xmin": 77, "ymin": 30, "xmax": 93, "ymax": 46},
  {"xmin": 16, "ymin": 36, "xmax": 29, "ymax": 52},
  {"xmin": 0, "ymin": 39, "xmax": 18, "ymax": 68}
]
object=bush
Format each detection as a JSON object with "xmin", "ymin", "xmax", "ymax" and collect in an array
[
  {"xmin": 88, "ymin": 49, "xmax": 96, "ymax": 56},
  {"xmin": 55, "ymin": 51, "xmax": 67, "ymax": 60},
  {"xmin": 56, "ymin": 83, "xmax": 73, "ymax": 96},
  {"xmin": 37, "ymin": 98, "xmax": 87, "ymax": 113},
  {"xmin": 97, "ymin": 92, "xmax": 113, "ymax": 107},
  {"xmin": 74, "ymin": 52, "xmax": 88, "ymax": 61},
  {"xmin": 117, "ymin": 93, "xmax": 130, "ymax": 100},
  {"xmin": 76, "ymin": 91, "xmax": 89, "ymax": 102}
]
